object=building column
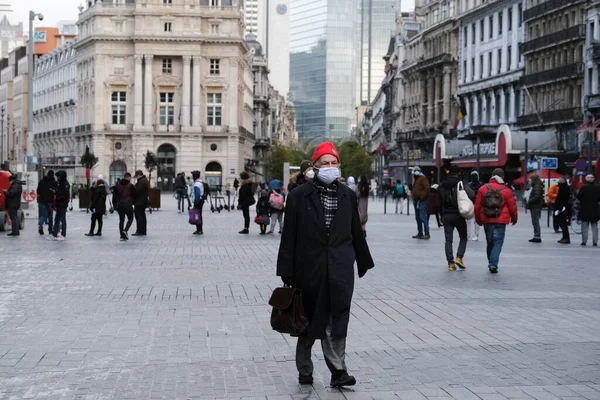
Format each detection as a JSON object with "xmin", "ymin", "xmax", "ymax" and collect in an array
[
  {"xmin": 143, "ymin": 55, "xmax": 154, "ymax": 127},
  {"xmin": 499, "ymin": 88, "xmax": 506, "ymax": 124},
  {"xmin": 463, "ymin": 96, "xmax": 470, "ymax": 129},
  {"xmin": 192, "ymin": 56, "xmax": 201, "ymax": 127},
  {"xmin": 472, "ymin": 94, "xmax": 479, "ymax": 126},
  {"xmin": 182, "ymin": 56, "xmax": 191, "ymax": 128},
  {"xmin": 443, "ymin": 66, "xmax": 451, "ymax": 122},
  {"xmin": 433, "ymin": 71, "xmax": 440, "ymax": 124},
  {"xmin": 134, "ymin": 55, "xmax": 143, "ymax": 129},
  {"xmin": 501, "ymin": 8, "xmax": 508, "ymax": 73},
  {"xmin": 489, "ymin": 91, "xmax": 496, "ymax": 125},
  {"xmin": 593, "ymin": 65, "xmax": 599, "ymax": 95},
  {"xmin": 428, "ymin": 72, "xmax": 435, "ymax": 126},
  {"xmin": 509, "ymin": 86, "xmax": 516, "ymax": 123},
  {"xmin": 511, "ymin": 7, "xmax": 519, "ymax": 70}
]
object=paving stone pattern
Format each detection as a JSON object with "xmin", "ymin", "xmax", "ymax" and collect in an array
[{"xmin": 0, "ymin": 196, "xmax": 599, "ymax": 399}]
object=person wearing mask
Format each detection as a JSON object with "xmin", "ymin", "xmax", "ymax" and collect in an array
[
  {"xmin": 113, "ymin": 172, "xmax": 134, "ymax": 241},
  {"xmin": 132, "ymin": 170, "xmax": 149, "ymax": 236},
  {"xmin": 357, "ymin": 175, "xmax": 370, "ymax": 237},
  {"xmin": 474, "ymin": 168, "xmax": 518, "ymax": 273},
  {"xmin": 468, "ymin": 171, "xmax": 483, "ymax": 240},
  {"xmin": 411, "ymin": 166, "xmax": 431, "ymax": 239},
  {"xmin": 4, "ymin": 175, "xmax": 22, "ymax": 236},
  {"xmin": 36, "ymin": 170, "xmax": 57, "ymax": 235},
  {"xmin": 577, "ymin": 174, "xmax": 600, "ymax": 246},
  {"xmin": 554, "ymin": 176, "xmax": 572, "ymax": 245},
  {"xmin": 546, "ymin": 182, "xmax": 560, "ymax": 233},
  {"xmin": 438, "ymin": 166, "xmax": 476, "ymax": 271},
  {"xmin": 527, "ymin": 174, "xmax": 545, "ymax": 243},
  {"xmin": 277, "ymin": 142, "xmax": 374, "ymax": 388},
  {"xmin": 237, "ymin": 171, "xmax": 254, "ymax": 234},
  {"xmin": 49, "ymin": 171, "xmax": 70, "ymax": 241},
  {"xmin": 288, "ymin": 160, "xmax": 314, "ymax": 192},
  {"xmin": 268, "ymin": 179, "xmax": 285, "ymax": 234},
  {"xmin": 174, "ymin": 172, "xmax": 190, "ymax": 213},
  {"xmin": 192, "ymin": 170, "xmax": 205, "ymax": 235},
  {"xmin": 85, "ymin": 179, "xmax": 107, "ymax": 237}
]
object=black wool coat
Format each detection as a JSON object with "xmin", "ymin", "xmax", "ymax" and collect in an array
[
  {"xmin": 276, "ymin": 182, "xmax": 374, "ymax": 339},
  {"xmin": 577, "ymin": 182, "xmax": 600, "ymax": 222}
]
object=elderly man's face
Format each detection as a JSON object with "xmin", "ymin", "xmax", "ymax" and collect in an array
[{"xmin": 316, "ymin": 154, "xmax": 340, "ymax": 168}]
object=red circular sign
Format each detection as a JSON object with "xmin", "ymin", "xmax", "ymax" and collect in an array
[{"xmin": 575, "ymin": 158, "xmax": 588, "ymax": 172}]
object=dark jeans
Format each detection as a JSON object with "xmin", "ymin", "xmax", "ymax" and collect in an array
[
  {"xmin": 8, "ymin": 209, "xmax": 19, "ymax": 235},
  {"xmin": 483, "ymin": 223, "xmax": 506, "ymax": 269},
  {"xmin": 38, "ymin": 202, "xmax": 53, "ymax": 232},
  {"xmin": 242, "ymin": 205, "xmax": 250, "ymax": 229},
  {"xmin": 53, "ymin": 209, "xmax": 67, "ymax": 237},
  {"xmin": 195, "ymin": 200, "xmax": 204, "ymax": 232},
  {"xmin": 428, "ymin": 213, "xmax": 442, "ymax": 227},
  {"xmin": 557, "ymin": 211, "xmax": 570, "ymax": 241},
  {"xmin": 177, "ymin": 189, "xmax": 191, "ymax": 212},
  {"xmin": 134, "ymin": 205, "xmax": 147, "ymax": 234},
  {"xmin": 414, "ymin": 200, "xmax": 429, "ymax": 235},
  {"xmin": 530, "ymin": 207, "xmax": 542, "ymax": 239},
  {"xmin": 118, "ymin": 205, "xmax": 134, "ymax": 237},
  {"xmin": 443, "ymin": 213, "xmax": 468, "ymax": 263},
  {"xmin": 90, "ymin": 214, "xmax": 103, "ymax": 234}
]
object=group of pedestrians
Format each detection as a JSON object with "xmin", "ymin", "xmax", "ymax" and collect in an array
[{"xmin": 34, "ymin": 170, "xmax": 70, "ymax": 240}]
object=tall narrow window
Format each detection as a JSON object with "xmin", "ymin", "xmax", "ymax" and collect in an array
[
  {"xmin": 498, "ymin": 49, "xmax": 502, "ymax": 74},
  {"xmin": 471, "ymin": 58, "xmax": 475, "ymax": 80},
  {"xmin": 480, "ymin": 19, "xmax": 484, "ymax": 42},
  {"xmin": 115, "ymin": 21, "xmax": 123, "ymax": 32},
  {"xmin": 508, "ymin": 8, "xmax": 512, "ymax": 31},
  {"xmin": 210, "ymin": 23, "xmax": 220, "ymax": 34},
  {"xmin": 463, "ymin": 27, "xmax": 467, "ymax": 47},
  {"xmin": 590, "ymin": 22, "xmax": 596, "ymax": 41},
  {"xmin": 518, "ymin": 3, "xmax": 523, "ymax": 27},
  {"xmin": 507, "ymin": 45, "xmax": 512, "ymax": 71},
  {"xmin": 463, "ymin": 60, "xmax": 467, "ymax": 82},
  {"xmin": 207, "ymin": 93, "xmax": 222, "ymax": 126},
  {"xmin": 164, "ymin": 22, "xmax": 172, "ymax": 32},
  {"xmin": 480, "ymin": 54, "xmax": 483, "ymax": 78},
  {"xmin": 489, "ymin": 15, "xmax": 493, "ymax": 38},
  {"xmin": 114, "ymin": 57, "xmax": 125, "ymax": 75},
  {"xmin": 210, "ymin": 59, "xmax": 220, "ymax": 75},
  {"xmin": 488, "ymin": 52, "xmax": 492, "ymax": 76},
  {"xmin": 472, "ymin": 23, "xmax": 475, "ymax": 44},
  {"xmin": 159, "ymin": 92, "xmax": 175, "ymax": 125},
  {"xmin": 111, "ymin": 91, "xmax": 126, "ymax": 125},
  {"xmin": 162, "ymin": 57, "xmax": 172, "ymax": 74},
  {"xmin": 499, "ymin": 13, "xmax": 503, "ymax": 35}
]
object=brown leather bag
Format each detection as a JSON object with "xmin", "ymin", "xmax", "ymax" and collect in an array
[{"xmin": 269, "ymin": 286, "xmax": 309, "ymax": 335}]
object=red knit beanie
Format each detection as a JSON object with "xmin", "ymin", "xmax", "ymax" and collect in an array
[{"xmin": 312, "ymin": 142, "xmax": 340, "ymax": 164}]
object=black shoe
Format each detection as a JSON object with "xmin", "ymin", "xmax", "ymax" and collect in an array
[
  {"xmin": 412, "ymin": 234, "xmax": 424, "ymax": 239},
  {"xmin": 581, "ymin": 242, "xmax": 587, "ymax": 246},
  {"xmin": 85, "ymin": 232, "xmax": 95, "ymax": 237},
  {"xmin": 239, "ymin": 229, "xmax": 249, "ymax": 234},
  {"xmin": 529, "ymin": 238, "xmax": 542, "ymax": 243},
  {"xmin": 131, "ymin": 233, "xmax": 146, "ymax": 237},
  {"xmin": 38, "ymin": 228, "xmax": 44, "ymax": 235},
  {"xmin": 7, "ymin": 233, "xmax": 19, "ymax": 237},
  {"xmin": 95, "ymin": 232, "xmax": 102, "ymax": 236},
  {"xmin": 594, "ymin": 243, "xmax": 598, "ymax": 247},
  {"xmin": 558, "ymin": 239, "xmax": 570, "ymax": 244},
  {"xmin": 298, "ymin": 374, "xmax": 314, "ymax": 385},
  {"xmin": 422, "ymin": 234, "xmax": 431, "ymax": 240},
  {"xmin": 330, "ymin": 371, "xmax": 356, "ymax": 387},
  {"xmin": 489, "ymin": 268, "xmax": 498, "ymax": 274}
]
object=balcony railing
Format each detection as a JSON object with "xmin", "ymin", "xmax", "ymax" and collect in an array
[
  {"xmin": 584, "ymin": 94, "xmax": 600, "ymax": 110},
  {"xmin": 523, "ymin": 0, "xmax": 585, "ymax": 22},
  {"xmin": 520, "ymin": 25, "xmax": 585, "ymax": 55},
  {"xmin": 589, "ymin": 41, "xmax": 600, "ymax": 61},
  {"xmin": 521, "ymin": 63, "xmax": 583, "ymax": 88},
  {"xmin": 415, "ymin": 53, "xmax": 453, "ymax": 71},
  {"xmin": 517, "ymin": 107, "xmax": 582, "ymax": 128}
]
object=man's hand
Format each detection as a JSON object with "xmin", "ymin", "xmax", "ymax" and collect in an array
[{"xmin": 281, "ymin": 276, "xmax": 292, "ymax": 286}]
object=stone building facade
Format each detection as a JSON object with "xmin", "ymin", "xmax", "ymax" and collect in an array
[
  {"xmin": 33, "ymin": 0, "xmax": 255, "ymax": 190},
  {"xmin": 247, "ymin": 38, "xmax": 270, "ymax": 178}
]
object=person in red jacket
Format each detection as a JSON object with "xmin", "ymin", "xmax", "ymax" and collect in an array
[{"xmin": 474, "ymin": 168, "xmax": 518, "ymax": 274}]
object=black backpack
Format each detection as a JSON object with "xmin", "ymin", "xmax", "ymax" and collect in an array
[
  {"xmin": 202, "ymin": 182, "xmax": 210, "ymax": 201},
  {"xmin": 444, "ymin": 186, "xmax": 458, "ymax": 210},
  {"xmin": 483, "ymin": 184, "xmax": 507, "ymax": 218}
]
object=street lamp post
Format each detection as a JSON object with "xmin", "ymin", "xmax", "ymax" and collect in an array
[{"xmin": 27, "ymin": 11, "xmax": 44, "ymax": 165}]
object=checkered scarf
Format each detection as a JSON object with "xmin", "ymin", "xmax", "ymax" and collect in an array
[{"xmin": 314, "ymin": 180, "xmax": 338, "ymax": 230}]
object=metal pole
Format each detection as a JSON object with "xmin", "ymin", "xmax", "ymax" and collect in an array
[
  {"xmin": 476, "ymin": 135, "xmax": 481, "ymax": 176},
  {"xmin": 589, "ymin": 129, "xmax": 595, "ymax": 174},
  {"xmin": 547, "ymin": 166, "xmax": 551, "ymax": 228},
  {"xmin": 27, "ymin": 11, "xmax": 35, "ymax": 161},
  {"xmin": 524, "ymin": 137, "xmax": 528, "ymax": 214}
]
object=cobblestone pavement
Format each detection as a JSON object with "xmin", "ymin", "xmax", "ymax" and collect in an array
[{"xmin": 0, "ymin": 195, "xmax": 599, "ymax": 399}]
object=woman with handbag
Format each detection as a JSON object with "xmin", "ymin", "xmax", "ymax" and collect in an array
[{"xmin": 238, "ymin": 171, "xmax": 254, "ymax": 234}]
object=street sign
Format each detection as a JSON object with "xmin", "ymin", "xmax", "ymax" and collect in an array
[
  {"xmin": 575, "ymin": 157, "xmax": 588, "ymax": 172},
  {"xmin": 527, "ymin": 160, "xmax": 539, "ymax": 172},
  {"xmin": 541, "ymin": 158, "xmax": 558, "ymax": 169}
]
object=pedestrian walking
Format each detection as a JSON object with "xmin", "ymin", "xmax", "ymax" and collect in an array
[
  {"xmin": 238, "ymin": 171, "xmax": 254, "ymax": 234},
  {"xmin": 256, "ymin": 183, "xmax": 271, "ymax": 235},
  {"xmin": 4, "ymin": 175, "xmax": 22, "ymax": 237},
  {"xmin": 546, "ymin": 182, "xmax": 560, "ymax": 233},
  {"xmin": 394, "ymin": 180, "xmax": 407, "ymax": 214},
  {"xmin": 192, "ymin": 170, "xmax": 205, "ymax": 235},
  {"xmin": 554, "ymin": 176, "xmax": 571, "ymax": 244},
  {"xmin": 268, "ymin": 179, "xmax": 285, "ymax": 234},
  {"xmin": 577, "ymin": 174, "xmax": 600, "ymax": 246},
  {"xmin": 474, "ymin": 168, "xmax": 518, "ymax": 273},
  {"xmin": 288, "ymin": 160, "xmax": 314, "ymax": 193},
  {"xmin": 49, "ymin": 171, "xmax": 70, "ymax": 241},
  {"xmin": 174, "ymin": 172, "xmax": 191, "ymax": 213},
  {"xmin": 186, "ymin": 176, "xmax": 194, "ymax": 202},
  {"xmin": 411, "ymin": 167, "xmax": 431, "ymax": 239},
  {"xmin": 428, "ymin": 184, "xmax": 442, "ymax": 228},
  {"xmin": 85, "ymin": 179, "xmax": 107, "ymax": 237},
  {"xmin": 357, "ymin": 175, "xmax": 370, "ymax": 237},
  {"xmin": 132, "ymin": 170, "xmax": 149, "ymax": 236},
  {"xmin": 347, "ymin": 176, "xmax": 356, "ymax": 189},
  {"xmin": 468, "ymin": 171, "xmax": 482, "ymax": 240},
  {"xmin": 113, "ymin": 172, "xmax": 134, "ymax": 241},
  {"xmin": 527, "ymin": 174, "xmax": 545, "ymax": 243},
  {"xmin": 36, "ymin": 170, "xmax": 57, "ymax": 235},
  {"xmin": 438, "ymin": 166, "xmax": 476, "ymax": 271},
  {"xmin": 277, "ymin": 141, "xmax": 374, "ymax": 388}
]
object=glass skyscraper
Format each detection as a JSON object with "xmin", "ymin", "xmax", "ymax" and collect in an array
[{"xmin": 290, "ymin": 0, "xmax": 397, "ymax": 140}]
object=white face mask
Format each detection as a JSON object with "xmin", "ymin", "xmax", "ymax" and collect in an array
[
  {"xmin": 305, "ymin": 170, "xmax": 315, "ymax": 180},
  {"xmin": 317, "ymin": 167, "xmax": 341, "ymax": 185}
]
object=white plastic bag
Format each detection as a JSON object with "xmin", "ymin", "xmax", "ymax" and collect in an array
[{"xmin": 457, "ymin": 181, "xmax": 474, "ymax": 220}]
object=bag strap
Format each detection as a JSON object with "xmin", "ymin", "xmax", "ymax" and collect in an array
[{"xmin": 457, "ymin": 181, "xmax": 464, "ymax": 191}]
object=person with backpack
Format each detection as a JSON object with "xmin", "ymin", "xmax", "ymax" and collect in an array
[
  {"xmin": 238, "ymin": 171, "xmax": 254, "ymax": 234},
  {"xmin": 268, "ymin": 179, "xmax": 285, "ymax": 234},
  {"xmin": 438, "ymin": 166, "xmax": 476, "ymax": 271},
  {"xmin": 191, "ymin": 170, "xmax": 205, "ymax": 235},
  {"xmin": 468, "ymin": 171, "xmax": 483, "ymax": 241},
  {"xmin": 113, "ymin": 172, "xmax": 134, "ymax": 241},
  {"xmin": 49, "ymin": 170, "xmax": 70, "ymax": 241},
  {"xmin": 411, "ymin": 167, "xmax": 431, "ymax": 239},
  {"xmin": 85, "ymin": 178, "xmax": 107, "ymax": 237},
  {"xmin": 474, "ymin": 168, "xmax": 518, "ymax": 274},
  {"xmin": 527, "ymin": 174, "xmax": 545, "ymax": 243},
  {"xmin": 554, "ymin": 176, "xmax": 572, "ymax": 245},
  {"xmin": 394, "ymin": 180, "xmax": 406, "ymax": 214},
  {"xmin": 256, "ymin": 183, "xmax": 271, "ymax": 235}
]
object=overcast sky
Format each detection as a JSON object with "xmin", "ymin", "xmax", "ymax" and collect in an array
[{"xmin": 8, "ymin": 0, "xmax": 81, "ymax": 30}]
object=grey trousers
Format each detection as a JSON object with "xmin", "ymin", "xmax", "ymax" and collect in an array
[
  {"xmin": 531, "ymin": 208, "xmax": 542, "ymax": 239},
  {"xmin": 582, "ymin": 221, "xmax": 599, "ymax": 245},
  {"xmin": 296, "ymin": 317, "xmax": 347, "ymax": 376},
  {"xmin": 269, "ymin": 211, "xmax": 283, "ymax": 233}
]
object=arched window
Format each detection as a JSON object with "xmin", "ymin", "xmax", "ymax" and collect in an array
[{"xmin": 109, "ymin": 160, "xmax": 127, "ymax": 186}]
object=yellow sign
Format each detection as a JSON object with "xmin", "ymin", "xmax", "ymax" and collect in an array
[{"xmin": 403, "ymin": 149, "xmax": 422, "ymax": 160}]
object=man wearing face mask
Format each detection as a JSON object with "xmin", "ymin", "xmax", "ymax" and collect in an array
[
  {"xmin": 277, "ymin": 142, "xmax": 374, "ymax": 388},
  {"xmin": 288, "ymin": 160, "xmax": 315, "ymax": 193}
]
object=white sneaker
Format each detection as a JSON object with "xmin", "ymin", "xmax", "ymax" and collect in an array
[
  {"xmin": 56, "ymin": 236, "xmax": 65, "ymax": 242},
  {"xmin": 47, "ymin": 236, "xmax": 56, "ymax": 241},
  {"xmin": 471, "ymin": 237, "xmax": 478, "ymax": 241}
]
